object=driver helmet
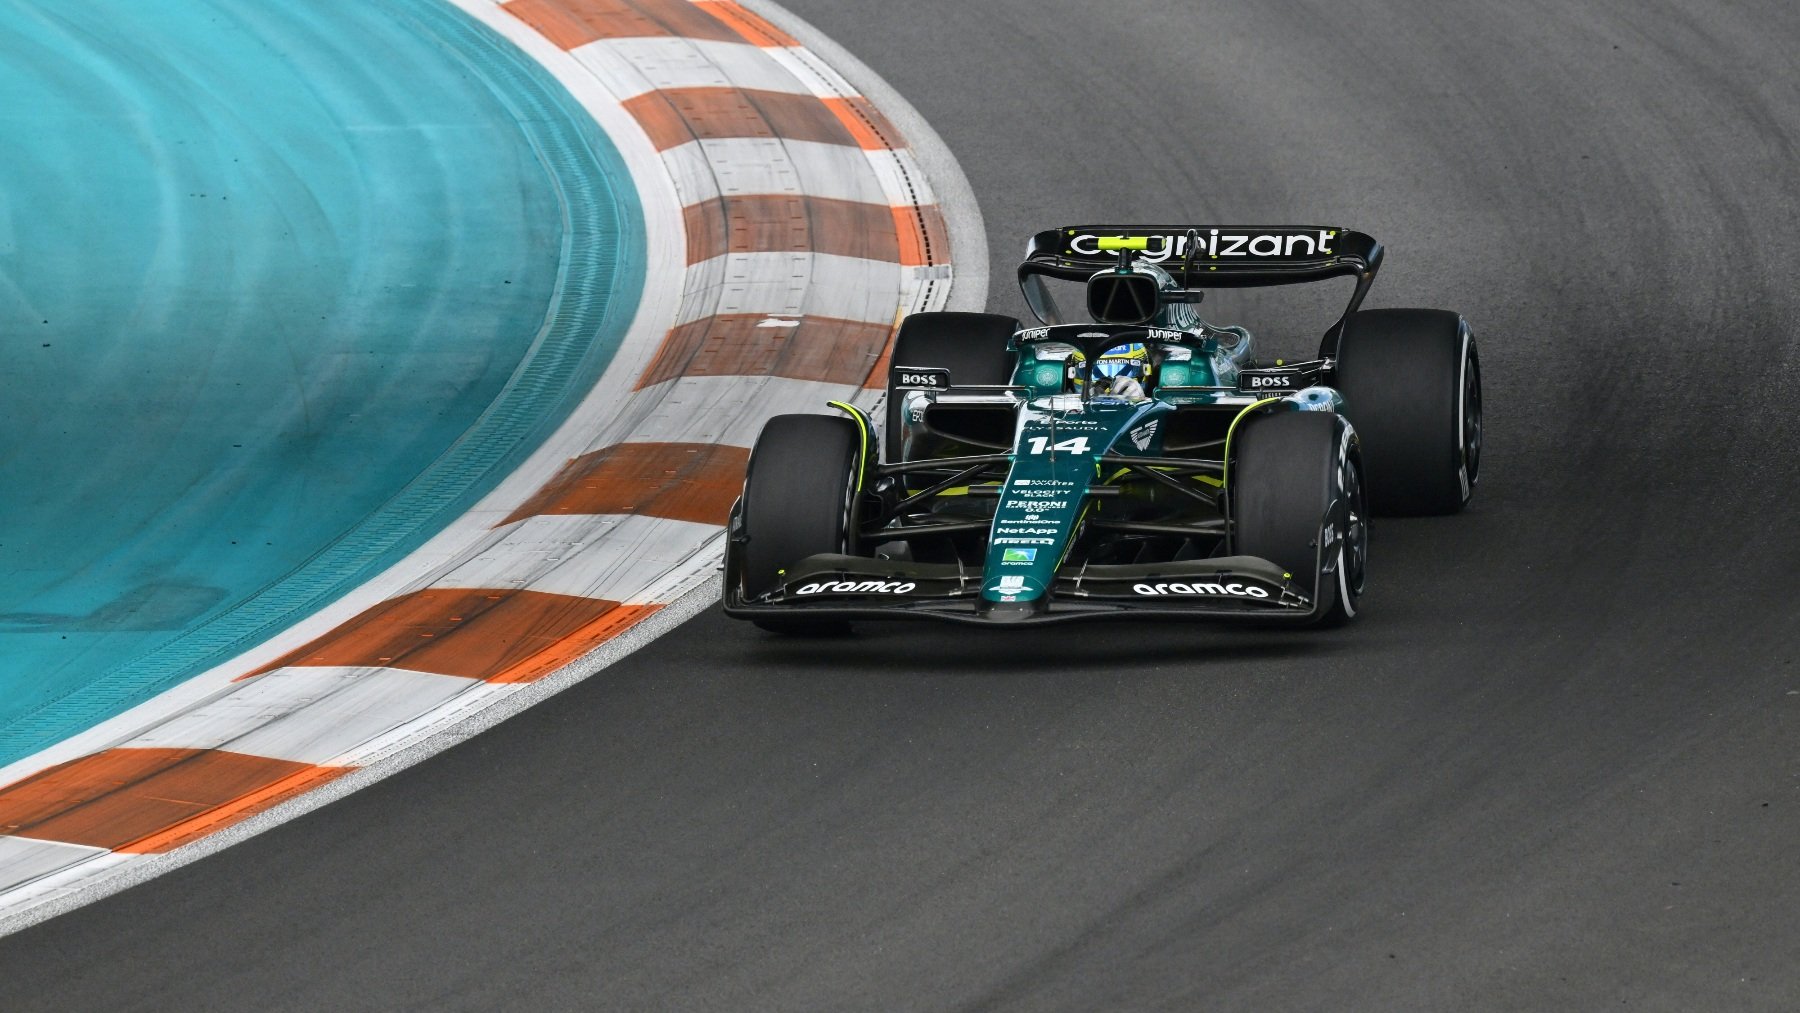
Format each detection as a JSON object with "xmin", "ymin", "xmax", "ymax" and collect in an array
[
  {"xmin": 1067, "ymin": 342, "xmax": 1150, "ymax": 397},
  {"xmin": 1094, "ymin": 342, "xmax": 1148, "ymax": 383}
]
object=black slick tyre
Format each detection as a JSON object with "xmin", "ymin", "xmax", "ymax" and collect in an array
[
  {"xmin": 739, "ymin": 414, "xmax": 863, "ymax": 634},
  {"xmin": 1331, "ymin": 308, "xmax": 1481, "ymax": 516},
  {"xmin": 884, "ymin": 312, "xmax": 1019, "ymax": 461},
  {"xmin": 1232, "ymin": 411, "xmax": 1366, "ymax": 627}
]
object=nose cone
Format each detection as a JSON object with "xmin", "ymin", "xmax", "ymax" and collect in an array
[{"xmin": 977, "ymin": 598, "xmax": 1047, "ymax": 622}]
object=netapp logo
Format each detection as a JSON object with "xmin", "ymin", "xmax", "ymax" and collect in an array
[
  {"xmin": 1245, "ymin": 374, "xmax": 1294, "ymax": 389},
  {"xmin": 1133, "ymin": 581, "xmax": 1270, "ymax": 599},
  {"xmin": 1069, "ymin": 229, "xmax": 1336, "ymax": 263},
  {"xmin": 995, "ymin": 526, "xmax": 1059, "ymax": 536},
  {"xmin": 796, "ymin": 580, "xmax": 917, "ymax": 595}
]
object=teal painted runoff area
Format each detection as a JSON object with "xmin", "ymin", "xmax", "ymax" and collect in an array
[{"xmin": 0, "ymin": 0, "xmax": 644, "ymax": 765}]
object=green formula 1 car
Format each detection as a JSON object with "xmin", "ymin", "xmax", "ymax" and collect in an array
[{"xmin": 724, "ymin": 225, "xmax": 1481, "ymax": 629}]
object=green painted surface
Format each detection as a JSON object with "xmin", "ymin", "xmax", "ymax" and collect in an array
[{"xmin": 0, "ymin": 0, "xmax": 644, "ymax": 764}]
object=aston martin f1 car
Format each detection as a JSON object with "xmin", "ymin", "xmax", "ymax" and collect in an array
[{"xmin": 724, "ymin": 225, "xmax": 1481, "ymax": 629}]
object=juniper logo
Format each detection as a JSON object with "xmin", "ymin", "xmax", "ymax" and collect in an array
[{"xmin": 1069, "ymin": 229, "xmax": 1336, "ymax": 263}]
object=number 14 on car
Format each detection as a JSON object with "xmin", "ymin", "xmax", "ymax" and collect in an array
[{"xmin": 1023, "ymin": 436, "xmax": 1092, "ymax": 455}]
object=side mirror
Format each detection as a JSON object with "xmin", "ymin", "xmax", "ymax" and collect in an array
[{"xmin": 1087, "ymin": 271, "xmax": 1161, "ymax": 324}]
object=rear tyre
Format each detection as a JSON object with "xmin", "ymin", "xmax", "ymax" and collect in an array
[
  {"xmin": 1331, "ymin": 308, "xmax": 1481, "ymax": 516},
  {"xmin": 739, "ymin": 414, "xmax": 862, "ymax": 634},
  {"xmin": 884, "ymin": 312, "xmax": 1019, "ymax": 461},
  {"xmin": 1233, "ymin": 411, "xmax": 1366, "ymax": 627}
]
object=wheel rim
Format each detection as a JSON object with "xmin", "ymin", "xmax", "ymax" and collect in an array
[
  {"xmin": 1460, "ymin": 347, "xmax": 1482, "ymax": 496},
  {"xmin": 1342, "ymin": 455, "xmax": 1368, "ymax": 599}
]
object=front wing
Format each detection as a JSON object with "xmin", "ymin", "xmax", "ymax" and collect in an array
[{"xmin": 723, "ymin": 552, "xmax": 1329, "ymax": 626}]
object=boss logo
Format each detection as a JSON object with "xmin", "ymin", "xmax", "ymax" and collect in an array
[
  {"xmin": 1132, "ymin": 581, "xmax": 1270, "ymax": 599},
  {"xmin": 891, "ymin": 367, "xmax": 949, "ymax": 389},
  {"xmin": 796, "ymin": 580, "xmax": 917, "ymax": 595},
  {"xmin": 1245, "ymin": 374, "xmax": 1294, "ymax": 389}
]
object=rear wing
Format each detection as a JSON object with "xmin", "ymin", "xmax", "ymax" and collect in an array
[{"xmin": 1018, "ymin": 225, "xmax": 1383, "ymax": 329}]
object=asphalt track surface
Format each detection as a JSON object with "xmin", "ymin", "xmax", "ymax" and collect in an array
[{"xmin": 8, "ymin": 1, "xmax": 1800, "ymax": 1009}]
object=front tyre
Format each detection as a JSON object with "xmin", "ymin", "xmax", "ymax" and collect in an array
[
  {"xmin": 737, "ymin": 414, "xmax": 863, "ymax": 634},
  {"xmin": 1233, "ymin": 411, "xmax": 1366, "ymax": 626},
  {"xmin": 1332, "ymin": 308, "xmax": 1481, "ymax": 516}
]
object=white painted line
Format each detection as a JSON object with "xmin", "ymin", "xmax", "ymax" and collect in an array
[
  {"xmin": 0, "ymin": 838, "xmax": 110, "ymax": 896},
  {"xmin": 613, "ymin": 373, "xmax": 872, "ymax": 444},
  {"xmin": 757, "ymin": 43, "xmax": 859, "ymax": 100},
  {"xmin": 859, "ymin": 147, "xmax": 936, "ymax": 213},
  {"xmin": 662, "ymin": 137, "xmax": 890, "ymax": 205},
  {"xmin": 575, "ymin": 36, "xmax": 817, "ymax": 99},
  {"xmin": 676, "ymin": 251, "xmax": 906, "ymax": 325},
  {"xmin": 0, "ymin": 848, "xmax": 131, "ymax": 918},
  {"xmin": 118, "ymin": 667, "xmax": 492, "ymax": 766},
  {"xmin": 435, "ymin": 514, "xmax": 724, "ymax": 601}
]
